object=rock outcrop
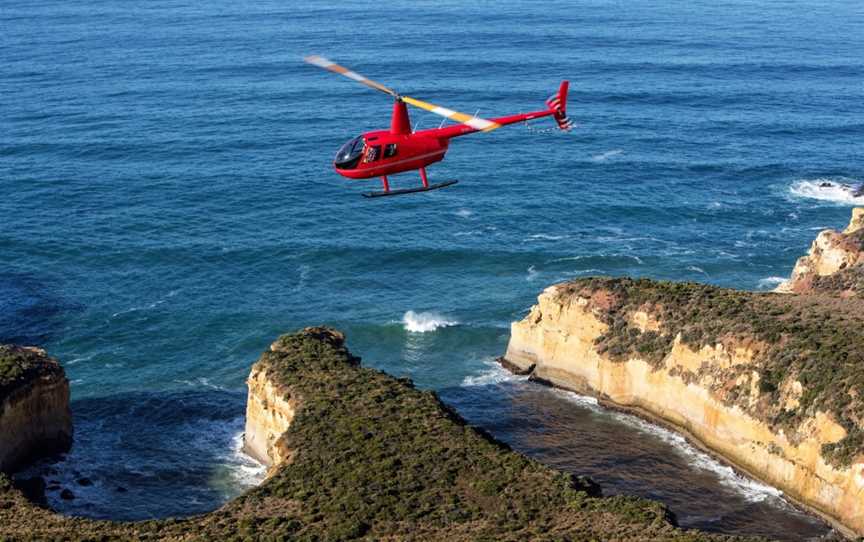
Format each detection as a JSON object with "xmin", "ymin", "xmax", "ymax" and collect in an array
[
  {"xmin": 0, "ymin": 327, "xmax": 757, "ymax": 541},
  {"xmin": 243, "ymin": 359, "xmax": 296, "ymax": 469},
  {"xmin": 0, "ymin": 345, "xmax": 72, "ymax": 473},
  {"xmin": 776, "ymin": 207, "xmax": 864, "ymax": 295},
  {"xmin": 502, "ymin": 275, "xmax": 864, "ymax": 538}
]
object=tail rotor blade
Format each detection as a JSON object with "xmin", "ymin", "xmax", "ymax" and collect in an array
[{"xmin": 303, "ymin": 55, "xmax": 398, "ymax": 97}]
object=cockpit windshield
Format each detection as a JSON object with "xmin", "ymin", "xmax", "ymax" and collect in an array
[{"xmin": 334, "ymin": 136, "xmax": 365, "ymax": 169}]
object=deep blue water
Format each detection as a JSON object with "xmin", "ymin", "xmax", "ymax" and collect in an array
[{"xmin": 3, "ymin": 0, "xmax": 863, "ymax": 538}]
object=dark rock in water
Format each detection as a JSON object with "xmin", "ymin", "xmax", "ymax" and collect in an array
[
  {"xmin": 573, "ymin": 475, "xmax": 602, "ymax": 498},
  {"xmin": 13, "ymin": 477, "xmax": 46, "ymax": 506},
  {"xmin": 76, "ymin": 477, "xmax": 93, "ymax": 487},
  {"xmin": 115, "ymin": 486, "xmax": 127, "ymax": 493},
  {"xmin": 59, "ymin": 489, "xmax": 75, "ymax": 500}
]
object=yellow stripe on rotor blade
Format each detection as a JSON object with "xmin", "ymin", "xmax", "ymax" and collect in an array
[
  {"xmin": 303, "ymin": 55, "xmax": 397, "ymax": 97},
  {"xmin": 402, "ymin": 96, "xmax": 501, "ymax": 132}
]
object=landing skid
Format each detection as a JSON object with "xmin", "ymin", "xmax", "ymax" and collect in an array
[{"xmin": 363, "ymin": 180, "xmax": 458, "ymax": 198}]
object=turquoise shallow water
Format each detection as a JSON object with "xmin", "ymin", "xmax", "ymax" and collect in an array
[{"xmin": 2, "ymin": 0, "xmax": 863, "ymax": 538}]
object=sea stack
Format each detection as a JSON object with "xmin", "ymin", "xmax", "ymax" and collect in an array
[
  {"xmin": 500, "ymin": 207, "xmax": 864, "ymax": 537},
  {"xmin": 0, "ymin": 345, "xmax": 72, "ymax": 473}
]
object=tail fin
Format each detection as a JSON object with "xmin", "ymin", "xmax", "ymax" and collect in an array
[{"xmin": 545, "ymin": 81, "xmax": 574, "ymax": 131}]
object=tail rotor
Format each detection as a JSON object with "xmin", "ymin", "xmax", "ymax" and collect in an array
[{"xmin": 546, "ymin": 81, "xmax": 574, "ymax": 131}]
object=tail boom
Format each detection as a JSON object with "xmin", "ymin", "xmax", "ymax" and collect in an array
[{"xmin": 414, "ymin": 80, "xmax": 573, "ymax": 139}]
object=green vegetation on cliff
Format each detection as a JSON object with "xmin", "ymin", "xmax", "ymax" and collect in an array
[
  {"xmin": 0, "ymin": 345, "xmax": 63, "ymax": 403},
  {"xmin": 0, "ymin": 328, "xmax": 752, "ymax": 541},
  {"xmin": 559, "ymin": 277, "xmax": 864, "ymax": 468}
]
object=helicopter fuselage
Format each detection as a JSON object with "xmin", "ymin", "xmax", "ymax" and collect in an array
[{"xmin": 334, "ymin": 130, "xmax": 450, "ymax": 180}]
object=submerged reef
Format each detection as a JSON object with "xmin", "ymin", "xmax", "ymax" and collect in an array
[
  {"xmin": 0, "ymin": 327, "xmax": 752, "ymax": 540},
  {"xmin": 501, "ymin": 207, "xmax": 864, "ymax": 538}
]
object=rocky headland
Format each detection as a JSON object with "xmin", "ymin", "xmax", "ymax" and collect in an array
[
  {"xmin": 0, "ymin": 345, "xmax": 72, "ymax": 473},
  {"xmin": 0, "ymin": 327, "xmax": 756, "ymax": 541},
  {"xmin": 500, "ymin": 207, "xmax": 864, "ymax": 538},
  {"xmin": 775, "ymin": 207, "xmax": 863, "ymax": 295}
]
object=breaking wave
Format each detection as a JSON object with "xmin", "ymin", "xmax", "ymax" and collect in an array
[
  {"xmin": 461, "ymin": 360, "xmax": 528, "ymax": 387},
  {"xmin": 757, "ymin": 276, "xmax": 787, "ymax": 290},
  {"xmin": 402, "ymin": 310, "xmax": 458, "ymax": 333},
  {"xmin": 789, "ymin": 178, "xmax": 864, "ymax": 205}
]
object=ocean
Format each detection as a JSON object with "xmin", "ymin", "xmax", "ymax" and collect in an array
[{"xmin": 3, "ymin": 0, "xmax": 863, "ymax": 538}]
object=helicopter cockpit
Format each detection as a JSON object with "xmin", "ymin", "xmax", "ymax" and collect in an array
[{"xmin": 334, "ymin": 136, "xmax": 365, "ymax": 170}]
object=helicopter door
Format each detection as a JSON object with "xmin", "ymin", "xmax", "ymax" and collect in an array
[{"xmin": 364, "ymin": 145, "xmax": 381, "ymax": 163}]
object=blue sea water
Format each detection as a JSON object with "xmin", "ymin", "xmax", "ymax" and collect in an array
[{"xmin": 3, "ymin": 0, "xmax": 863, "ymax": 538}]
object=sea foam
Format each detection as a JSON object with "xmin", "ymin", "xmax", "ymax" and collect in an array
[
  {"xmin": 552, "ymin": 387, "xmax": 784, "ymax": 504},
  {"xmin": 790, "ymin": 178, "xmax": 864, "ymax": 205},
  {"xmin": 402, "ymin": 310, "xmax": 458, "ymax": 333}
]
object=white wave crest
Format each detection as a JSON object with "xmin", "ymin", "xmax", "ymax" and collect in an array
[
  {"xmin": 402, "ymin": 311, "xmax": 458, "ymax": 333},
  {"xmin": 789, "ymin": 178, "xmax": 864, "ymax": 205},
  {"xmin": 461, "ymin": 360, "xmax": 527, "ymax": 387},
  {"xmin": 591, "ymin": 149, "xmax": 624, "ymax": 162},
  {"xmin": 551, "ymin": 387, "xmax": 783, "ymax": 503},
  {"xmin": 617, "ymin": 413, "xmax": 782, "ymax": 503},
  {"xmin": 687, "ymin": 265, "xmax": 709, "ymax": 276},
  {"xmin": 758, "ymin": 276, "xmax": 787, "ymax": 290}
]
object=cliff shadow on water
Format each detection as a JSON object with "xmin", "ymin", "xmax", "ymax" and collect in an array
[
  {"xmin": 16, "ymin": 388, "xmax": 264, "ymax": 521},
  {"xmin": 440, "ymin": 373, "xmax": 830, "ymax": 541}
]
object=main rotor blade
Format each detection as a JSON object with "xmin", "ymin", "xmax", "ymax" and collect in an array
[
  {"xmin": 304, "ymin": 55, "xmax": 398, "ymax": 97},
  {"xmin": 401, "ymin": 96, "xmax": 501, "ymax": 133}
]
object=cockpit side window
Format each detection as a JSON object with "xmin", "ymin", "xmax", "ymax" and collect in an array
[
  {"xmin": 364, "ymin": 145, "xmax": 381, "ymax": 163},
  {"xmin": 384, "ymin": 143, "xmax": 397, "ymax": 158}
]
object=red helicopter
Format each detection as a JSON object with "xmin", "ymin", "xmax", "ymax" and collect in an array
[{"xmin": 304, "ymin": 55, "xmax": 573, "ymax": 198}]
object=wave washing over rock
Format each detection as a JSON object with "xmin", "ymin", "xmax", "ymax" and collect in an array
[
  {"xmin": 499, "ymin": 208, "xmax": 864, "ymax": 538},
  {"xmin": 790, "ymin": 178, "xmax": 864, "ymax": 205}
]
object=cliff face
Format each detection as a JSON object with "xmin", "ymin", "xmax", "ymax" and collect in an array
[
  {"xmin": 776, "ymin": 207, "xmax": 864, "ymax": 295},
  {"xmin": 0, "ymin": 327, "xmax": 757, "ymax": 541},
  {"xmin": 0, "ymin": 345, "xmax": 72, "ymax": 473},
  {"xmin": 503, "ymin": 278, "xmax": 864, "ymax": 537},
  {"xmin": 243, "ymin": 342, "xmax": 299, "ymax": 469}
]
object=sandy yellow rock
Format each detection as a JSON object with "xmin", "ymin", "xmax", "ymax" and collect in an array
[
  {"xmin": 244, "ymin": 361, "xmax": 296, "ymax": 471},
  {"xmin": 776, "ymin": 206, "xmax": 864, "ymax": 293},
  {"xmin": 504, "ymin": 288, "xmax": 864, "ymax": 537}
]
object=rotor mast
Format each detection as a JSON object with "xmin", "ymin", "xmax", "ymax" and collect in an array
[{"xmin": 390, "ymin": 97, "xmax": 412, "ymax": 135}]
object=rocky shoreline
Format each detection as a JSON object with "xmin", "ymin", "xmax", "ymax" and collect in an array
[
  {"xmin": 499, "ymin": 207, "xmax": 864, "ymax": 538},
  {"xmin": 1, "ymin": 210, "xmax": 859, "ymax": 539},
  {"xmin": 1, "ymin": 327, "xmax": 757, "ymax": 540}
]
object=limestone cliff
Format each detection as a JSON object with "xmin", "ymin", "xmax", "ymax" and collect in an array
[
  {"xmin": 502, "ymin": 278, "xmax": 864, "ymax": 538},
  {"xmin": 0, "ymin": 327, "xmax": 757, "ymax": 541},
  {"xmin": 0, "ymin": 345, "xmax": 72, "ymax": 473},
  {"xmin": 243, "ymin": 340, "xmax": 300, "ymax": 469},
  {"xmin": 776, "ymin": 207, "xmax": 864, "ymax": 295}
]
